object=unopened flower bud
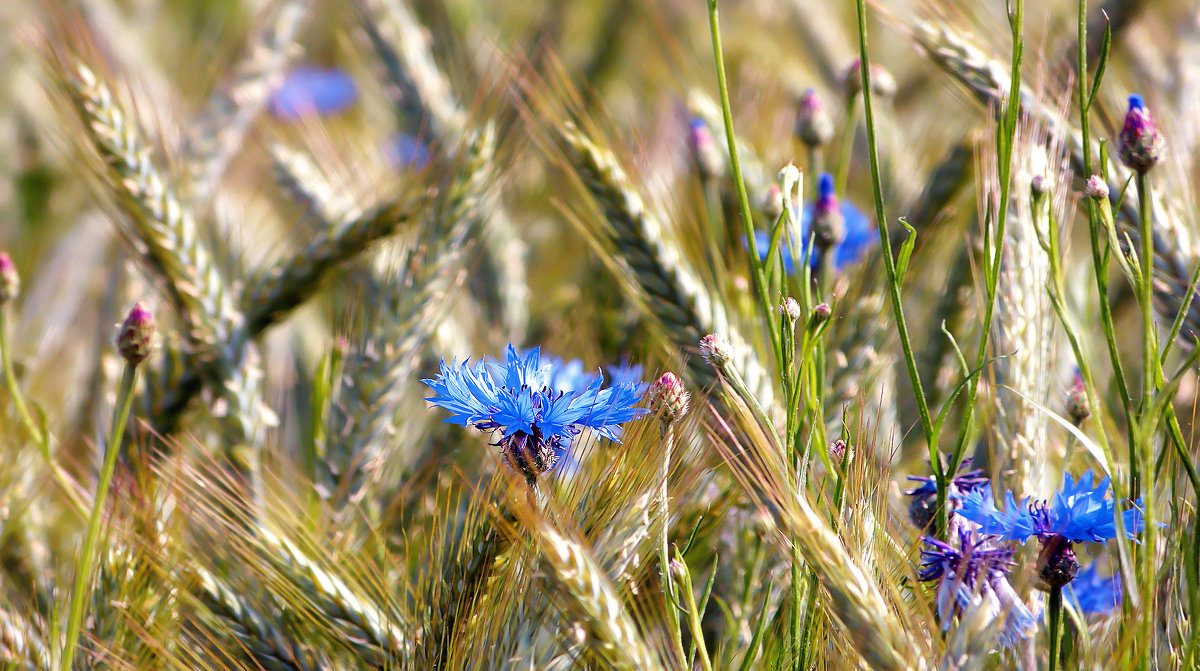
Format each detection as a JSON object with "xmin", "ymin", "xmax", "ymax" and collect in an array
[
  {"xmin": 688, "ymin": 117, "xmax": 724, "ymax": 181},
  {"xmin": 1084, "ymin": 175, "xmax": 1109, "ymax": 200},
  {"xmin": 117, "ymin": 302, "xmax": 155, "ymax": 365},
  {"xmin": 699, "ymin": 334, "xmax": 732, "ymax": 367},
  {"xmin": 809, "ymin": 303, "xmax": 831, "ymax": 330},
  {"xmin": 795, "ymin": 88, "xmax": 835, "ymax": 147},
  {"xmin": 1030, "ymin": 174, "xmax": 1048, "ymax": 200},
  {"xmin": 1118, "ymin": 94, "xmax": 1165, "ymax": 174},
  {"xmin": 0, "ymin": 253, "xmax": 18, "ymax": 305},
  {"xmin": 650, "ymin": 372, "xmax": 690, "ymax": 425},
  {"xmin": 842, "ymin": 58, "xmax": 896, "ymax": 99},
  {"xmin": 780, "ymin": 297, "xmax": 801, "ymax": 323},
  {"xmin": 1065, "ymin": 370, "xmax": 1089, "ymax": 425},
  {"xmin": 829, "ymin": 439, "xmax": 847, "ymax": 462},
  {"xmin": 810, "ymin": 173, "xmax": 844, "ymax": 250}
]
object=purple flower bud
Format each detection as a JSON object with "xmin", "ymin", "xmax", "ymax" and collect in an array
[
  {"xmin": 811, "ymin": 173, "xmax": 845, "ymax": 250},
  {"xmin": 0, "ymin": 253, "xmax": 18, "ymax": 305},
  {"xmin": 117, "ymin": 302, "xmax": 155, "ymax": 365},
  {"xmin": 808, "ymin": 303, "xmax": 832, "ymax": 331},
  {"xmin": 1030, "ymin": 174, "xmax": 1048, "ymax": 200},
  {"xmin": 699, "ymin": 334, "xmax": 732, "ymax": 367},
  {"xmin": 649, "ymin": 372, "xmax": 690, "ymax": 425},
  {"xmin": 829, "ymin": 439, "xmax": 847, "ymax": 462},
  {"xmin": 688, "ymin": 117, "xmax": 724, "ymax": 181},
  {"xmin": 1065, "ymin": 369, "xmax": 1089, "ymax": 425},
  {"xmin": 1118, "ymin": 94, "xmax": 1165, "ymax": 173},
  {"xmin": 795, "ymin": 88, "xmax": 835, "ymax": 147},
  {"xmin": 1084, "ymin": 175, "xmax": 1109, "ymax": 200},
  {"xmin": 842, "ymin": 58, "xmax": 896, "ymax": 99},
  {"xmin": 780, "ymin": 297, "xmax": 801, "ymax": 322}
]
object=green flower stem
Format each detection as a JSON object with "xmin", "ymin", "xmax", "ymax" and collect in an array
[
  {"xmin": 852, "ymin": 0, "xmax": 937, "ymax": 505},
  {"xmin": 58, "ymin": 362, "xmax": 139, "ymax": 671},
  {"xmin": 0, "ymin": 310, "xmax": 42, "ymax": 444},
  {"xmin": 944, "ymin": 0, "xmax": 1024, "ymax": 538},
  {"xmin": 659, "ymin": 423, "xmax": 688, "ymax": 666},
  {"xmin": 1048, "ymin": 585, "xmax": 1063, "ymax": 671},
  {"xmin": 0, "ymin": 310, "xmax": 87, "ymax": 518},
  {"xmin": 705, "ymin": 0, "xmax": 783, "ymax": 372}
]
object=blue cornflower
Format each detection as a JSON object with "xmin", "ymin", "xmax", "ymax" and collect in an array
[
  {"xmin": 424, "ymin": 345, "xmax": 648, "ymax": 484},
  {"xmin": 918, "ymin": 528, "xmax": 1039, "ymax": 648},
  {"xmin": 270, "ymin": 67, "xmax": 358, "ymax": 119},
  {"xmin": 904, "ymin": 460, "xmax": 990, "ymax": 530},
  {"xmin": 957, "ymin": 473, "xmax": 1144, "ymax": 588},
  {"xmin": 751, "ymin": 183, "xmax": 874, "ymax": 273},
  {"xmin": 1065, "ymin": 562, "xmax": 1121, "ymax": 615}
]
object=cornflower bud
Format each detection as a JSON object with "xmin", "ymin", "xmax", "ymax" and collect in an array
[
  {"xmin": 699, "ymin": 334, "xmax": 732, "ymax": 367},
  {"xmin": 1065, "ymin": 369, "xmax": 1089, "ymax": 425},
  {"xmin": 794, "ymin": 88, "xmax": 835, "ymax": 148},
  {"xmin": 829, "ymin": 439, "xmax": 847, "ymax": 462},
  {"xmin": 810, "ymin": 173, "xmax": 844, "ymax": 250},
  {"xmin": 1117, "ymin": 94, "xmax": 1165, "ymax": 174},
  {"xmin": 649, "ymin": 372, "xmax": 690, "ymax": 426},
  {"xmin": 808, "ymin": 303, "xmax": 831, "ymax": 331},
  {"xmin": 1030, "ymin": 174, "xmax": 1048, "ymax": 200},
  {"xmin": 688, "ymin": 117, "xmax": 724, "ymax": 181},
  {"xmin": 780, "ymin": 297, "xmax": 801, "ymax": 323},
  {"xmin": 0, "ymin": 253, "xmax": 18, "ymax": 305},
  {"xmin": 117, "ymin": 302, "xmax": 155, "ymax": 366},
  {"xmin": 1084, "ymin": 175, "xmax": 1109, "ymax": 200},
  {"xmin": 842, "ymin": 58, "xmax": 896, "ymax": 100}
]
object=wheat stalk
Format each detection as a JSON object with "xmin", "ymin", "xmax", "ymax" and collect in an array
[
  {"xmin": 525, "ymin": 515, "xmax": 665, "ymax": 671},
  {"xmin": 560, "ymin": 124, "xmax": 775, "ymax": 409},
  {"xmin": 69, "ymin": 63, "xmax": 241, "ymax": 353},
  {"xmin": 257, "ymin": 527, "xmax": 414, "ymax": 665},
  {"xmin": 193, "ymin": 566, "xmax": 330, "ymax": 671}
]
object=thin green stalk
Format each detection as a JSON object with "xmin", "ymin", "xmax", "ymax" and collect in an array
[
  {"xmin": 659, "ymin": 424, "xmax": 687, "ymax": 666},
  {"xmin": 834, "ymin": 99, "xmax": 856, "ymax": 195},
  {"xmin": 58, "ymin": 364, "xmax": 139, "ymax": 671},
  {"xmin": 851, "ymin": 0, "xmax": 936, "ymax": 477},
  {"xmin": 0, "ymin": 310, "xmax": 42, "ymax": 444},
  {"xmin": 0, "ymin": 312, "xmax": 86, "ymax": 518},
  {"xmin": 705, "ymin": 0, "xmax": 783, "ymax": 368},
  {"xmin": 945, "ymin": 0, "xmax": 1024, "ymax": 537},
  {"xmin": 1048, "ymin": 585, "xmax": 1063, "ymax": 671}
]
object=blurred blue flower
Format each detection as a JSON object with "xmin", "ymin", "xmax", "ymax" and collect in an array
[
  {"xmin": 1065, "ymin": 562, "xmax": 1121, "ymax": 615},
  {"xmin": 270, "ymin": 67, "xmax": 357, "ymax": 119},
  {"xmin": 751, "ymin": 195, "xmax": 874, "ymax": 273},
  {"xmin": 385, "ymin": 134, "xmax": 431, "ymax": 170},
  {"xmin": 918, "ymin": 528, "xmax": 1038, "ymax": 648},
  {"xmin": 424, "ymin": 345, "xmax": 647, "ymax": 482}
]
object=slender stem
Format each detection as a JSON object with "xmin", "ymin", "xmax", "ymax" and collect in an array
[
  {"xmin": 852, "ymin": 0, "xmax": 937, "ymax": 486},
  {"xmin": 0, "ymin": 310, "xmax": 87, "ymax": 518},
  {"xmin": 1048, "ymin": 585, "xmax": 1063, "ymax": 671},
  {"xmin": 58, "ymin": 363, "xmax": 139, "ymax": 671},
  {"xmin": 659, "ymin": 424, "xmax": 687, "ymax": 665},
  {"xmin": 944, "ymin": 0, "xmax": 1023, "ymax": 537},
  {"xmin": 705, "ymin": 0, "xmax": 783, "ymax": 367},
  {"xmin": 0, "ymin": 310, "xmax": 42, "ymax": 444}
]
